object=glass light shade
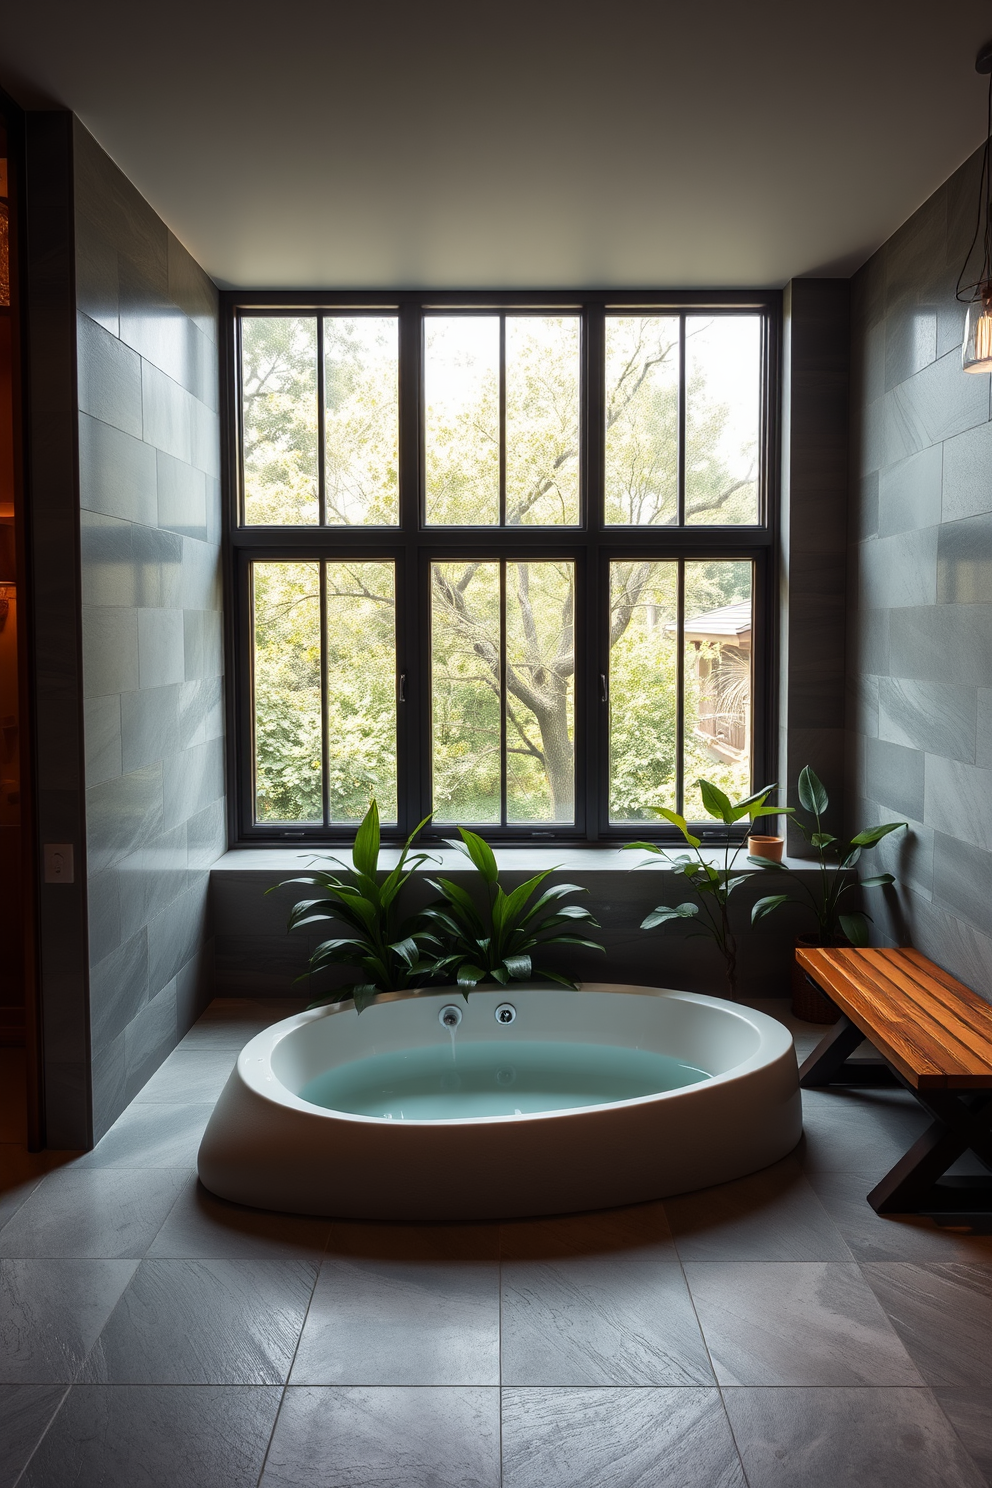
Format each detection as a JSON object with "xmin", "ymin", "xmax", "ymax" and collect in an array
[{"xmin": 962, "ymin": 295, "xmax": 992, "ymax": 373}]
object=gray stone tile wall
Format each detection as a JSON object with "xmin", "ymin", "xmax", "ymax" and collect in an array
[
  {"xmin": 779, "ymin": 279, "xmax": 850, "ymax": 849},
  {"xmin": 849, "ymin": 141, "xmax": 992, "ymax": 998},
  {"xmin": 72, "ymin": 122, "xmax": 225, "ymax": 1137}
]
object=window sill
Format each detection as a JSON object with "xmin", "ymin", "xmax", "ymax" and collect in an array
[{"xmin": 212, "ymin": 846, "xmax": 822, "ymax": 875}]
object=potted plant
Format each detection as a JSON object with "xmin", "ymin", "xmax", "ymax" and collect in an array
[
  {"xmin": 421, "ymin": 827, "xmax": 605, "ymax": 992},
  {"xmin": 749, "ymin": 765, "xmax": 906, "ymax": 1021},
  {"xmin": 278, "ymin": 799, "xmax": 439, "ymax": 1012},
  {"xmin": 626, "ymin": 779, "xmax": 790, "ymax": 1001}
]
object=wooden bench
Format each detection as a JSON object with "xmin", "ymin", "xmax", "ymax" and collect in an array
[{"xmin": 797, "ymin": 946, "xmax": 992, "ymax": 1215}]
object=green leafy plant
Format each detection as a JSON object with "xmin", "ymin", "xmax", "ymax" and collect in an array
[
  {"xmin": 421, "ymin": 827, "xmax": 605, "ymax": 994},
  {"xmin": 749, "ymin": 765, "xmax": 906, "ymax": 946},
  {"xmin": 278, "ymin": 799, "xmax": 438, "ymax": 1013},
  {"xmin": 626, "ymin": 779, "xmax": 789, "ymax": 999}
]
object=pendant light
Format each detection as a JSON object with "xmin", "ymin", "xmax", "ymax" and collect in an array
[{"xmin": 959, "ymin": 42, "xmax": 992, "ymax": 372}]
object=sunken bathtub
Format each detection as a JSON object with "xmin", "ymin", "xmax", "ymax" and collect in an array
[{"xmin": 197, "ymin": 983, "xmax": 802, "ymax": 1221}]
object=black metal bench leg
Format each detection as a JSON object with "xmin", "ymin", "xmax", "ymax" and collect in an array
[
  {"xmin": 798, "ymin": 1015, "xmax": 864, "ymax": 1087},
  {"xmin": 868, "ymin": 1092, "xmax": 992, "ymax": 1215}
]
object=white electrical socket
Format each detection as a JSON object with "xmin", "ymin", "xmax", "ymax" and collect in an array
[{"xmin": 44, "ymin": 844, "xmax": 74, "ymax": 884}]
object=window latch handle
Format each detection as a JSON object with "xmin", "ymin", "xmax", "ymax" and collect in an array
[
  {"xmin": 600, "ymin": 673, "xmax": 608, "ymax": 703},
  {"xmin": 398, "ymin": 673, "xmax": 407, "ymax": 703}
]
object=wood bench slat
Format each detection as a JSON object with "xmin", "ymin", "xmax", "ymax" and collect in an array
[
  {"xmin": 801, "ymin": 956, "xmax": 967, "ymax": 1087},
  {"xmin": 846, "ymin": 952, "xmax": 992, "ymax": 1073},
  {"xmin": 796, "ymin": 947, "xmax": 992, "ymax": 1090},
  {"xmin": 799, "ymin": 950, "xmax": 992, "ymax": 1084}
]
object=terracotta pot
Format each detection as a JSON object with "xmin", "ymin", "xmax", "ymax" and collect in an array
[
  {"xmin": 748, "ymin": 834, "xmax": 784, "ymax": 862},
  {"xmin": 791, "ymin": 934, "xmax": 843, "ymax": 1024}
]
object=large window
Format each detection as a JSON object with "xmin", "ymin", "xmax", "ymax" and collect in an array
[{"xmin": 228, "ymin": 294, "xmax": 777, "ymax": 841}]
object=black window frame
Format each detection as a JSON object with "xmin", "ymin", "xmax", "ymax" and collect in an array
[{"xmin": 222, "ymin": 289, "xmax": 780, "ymax": 846}]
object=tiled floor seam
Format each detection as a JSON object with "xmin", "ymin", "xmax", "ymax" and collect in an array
[
  {"xmin": 10, "ymin": 1383, "xmax": 72, "ymax": 1488},
  {"xmin": 251, "ymin": 1245, "xmax": 325, "ymax": 1486},
  {"xmin": 669, "ymin": 1208, "xmax": 751, "ymax": 1484},
  {"xmin": 498, "ymin": 1232, "xmax": 504, "ymax": 1488},
  {"xmin": 929, "ymin": 1391, "xmax": 990, "ymax": 1486},
  {"xmin": 852, "ymin": 1257, "xmax": 992, "ymax": 1485}
]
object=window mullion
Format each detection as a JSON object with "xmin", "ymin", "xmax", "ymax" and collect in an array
[
  {"xmin": 318, "ymin": 561, "xmax": 330, "ymax": 828},
  {"xmin": 316, "ymin": 316, "xmax": 326, "ymax": 526},
  {"xmin": 499, "ymin": 314, "xmax": 506, "ymax": 528},
  {"xmin": 677, "ymin": 314, "xmax": 686, "ymax": 527},
  {"xmin": 675, "ymin": 558, "xmax": 685, "ymax": 818},
  {"xmin": 499, "ymin": 561, "xmax": 507, "ymax": 827}
]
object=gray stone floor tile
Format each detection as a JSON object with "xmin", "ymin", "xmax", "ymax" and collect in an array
[
  {"xmin": 0, "ymin": 1384, "xmax": 68, "ymax": 1488},
  {"xmin": 501, "ymin": 1260, "xmax": 713, "ymax": 1386},
  {"xmin": 133, "ymin": 1048, "xmax": 238, "ymax": 1104},
  {"xmin": 70, "ymin": 1103, "xmax": 215, "ymax": 1168},
  {"xmin": 499, "ymin": 1200, "xmax": 675, "ymax": 1262},
  {"xmin": 862, "ymin": 1262, "xmax": 992, "ymax": 1386},
  {"xmin": 148, "ymin": 1176, "xmax": 331, "ymax": 1259},
  {"xmin": 19, "ymin": 1384, "xmax": 282, "ymax": 1488},
  {"xmin": 325, "ymin": 1220, "xmax": 498, "ymax": 1262},
  {"xmin": 0, "ymin": 1149, "xmax": 81, "ymax": 1235},
  {"xmin": 934, "ymin": 1388, "xmax": 992, "ymax": 1485},
  {"xmin": 501, "ymin": 1386, "xmax": 746, "ymax": 1488},
  {"xmin": 259, "ymin": 1385, "xmax": 500, "ymax": 1488},
  {"xmin": 808, "ymin": 1171, "xmax": 992, "ymax": 1260},
  {"xmin": 0, "ymin": 1259, "xmax": 137, "ymax": 1383},
  {"xmin": 0, "ymin": 1168, "xmax": 188, "ymax": 1259},
  {"xmin": 723, "ymin": 1385, "xmax": 986, "ymax": 1488},
  {"xmin": 666, "ymin": 1156, "xmax": 854, "ymax": 1261},
  {"xmin": 79, "ymin": 1258, "xmax": 317, "ymax": 1384},
  {"xmin": 684, "ymin": 1261, "xmax": 923, "ymax": 1386},
  {"xmin": 798, "ymin": 1087, "xmax": 931, "ymax": 1177},
  {"xmin": 179, "ymin": 999, "xmax": 304, "ymax": 1049},
  {"xmin": 289, "ymin": 1255, "xmax": 499, "ymax": 1386}
]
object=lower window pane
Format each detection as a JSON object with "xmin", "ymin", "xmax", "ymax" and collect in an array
[
  {"xmin": 506, "ymin": 562, "xmax": 574, "ymax": 823},
  {"xmin": 609, "ymin": 562, "xmax": 678, "ymax": 821},
  {"xmin": 325, "ymin": 562, "xmax": 397, "ymax": 823},
  {"xmin": 252, "ymin": 562, "xmax": 322, "ymax": 822},
  {"xmin": 431, "ymin": 560, "xmax": 576, "ymax": 826},
  {"xmin": 683, "ymin": 561, "xmax": 753, "ymax": 818},
  {"xmin": 432, "ymin": 562, "xmax": 501, "ymax": 822}
]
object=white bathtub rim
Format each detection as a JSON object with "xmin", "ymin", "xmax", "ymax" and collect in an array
[{"xmin": 232, "ymin": 983, "xmax": 794, "ymax": 1128}]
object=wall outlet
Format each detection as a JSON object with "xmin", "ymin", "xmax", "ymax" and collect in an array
[{"xmin": 44, "ymin": 844, "xmax": 74, "ymax": 884}]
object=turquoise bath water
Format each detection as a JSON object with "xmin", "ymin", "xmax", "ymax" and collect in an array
[{"xmin": 298, "ymin": 1040, "xmax": 711, "ymax": 1120}]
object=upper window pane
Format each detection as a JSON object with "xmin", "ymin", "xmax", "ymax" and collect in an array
[
  {"xmin": 685, "ymin": 316, "xmax": 761, "ymax": 525},
  {"xmin": 324, "ymin": 317, "xmax": 399, "ymax": 526},
  {"xmin": 242, "ymin": 317, "xmax": 318, "ymax": 525},
  {"xmin": 506, "ymin": 317, "xmax": 580, "ymax": 526},
  {"xmin": 425, "ymin": 317, "xmax": 499, "ymax": 525},
  {"xmin": 605, "ymin": 317, "xmax": 679, "ymax": 526}
]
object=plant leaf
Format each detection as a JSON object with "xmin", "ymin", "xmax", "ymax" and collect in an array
[
  {"xmin": 797, "ymin": 765, "xmax": 828, "ymax": 817},
  {"xmin": 838, "ymin": 912, "xmax": 870, "ymax": 947},
  {"xmin": 697, "ymin": 779, "xmax": 733, "ymax": 822},
  {"xmin": 350, "ymin": 983, "xmax": 380, "ymax": 1014},
  {"xmin": 859, "ymin": 873, "xmax": 895, "ymax": 888},
  {"xmin": 454, "ymin": 828, "xmax": 499, "ymax": 882},
  {"xmin": 504, "ymin": 953, "xmax": 532, "ymax": 979},
  {"xmin": 747, "ymin": 803, "xmax": 789, "ymax": 822},
  {"xmin": 850, "ymin": 821, "xmax": 907, "ymax": 847},
  {"xmin": 351, "ymin": 799, "xmax": 380, "ymax": 878},
  {"xmin": 640, "ymin": 903, "xmax": 699, "ymax": 929},
  {"xmin": 456, "ymin": 962, "xmax": 487, "ymax": 987},
  {"xmin": 751, "ymin": 894, "xmax": 791, "ymax": 924}
]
